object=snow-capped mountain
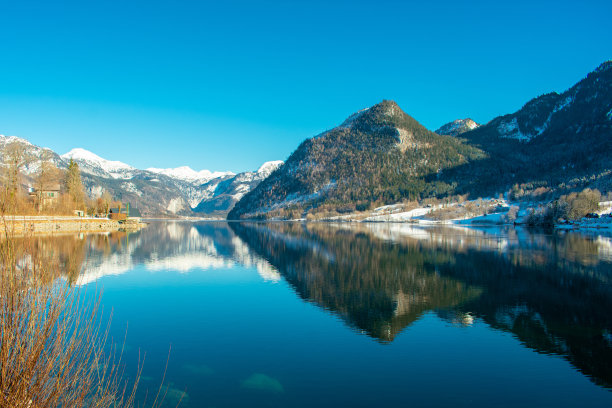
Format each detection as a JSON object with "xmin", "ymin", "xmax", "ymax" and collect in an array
[
  {"xmin": 256, "ymin": 160, "xmax": 284, "ymax": 178},
  {"xmin": 146, "ymin": 166, "xmax": 235, "ymax": 184},
  {"xmin": 62, "ymin": 148, "xmax": 136, "ymax": 179},
  {"xmin": 0, "ymin": 137, "xmax": 282, "ymax": 217},
  {"xmin": 193, "ymin": 160, "xmax": 284, "ymax": 215},
  {"xmin": 435, "ymin": 119, "xmax": 480, "ymax": 137},
  {"xmin": 0, "ymin": 135, "xmax": 65, "ymax": 175}
]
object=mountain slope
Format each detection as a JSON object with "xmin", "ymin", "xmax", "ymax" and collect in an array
[
  {"xmin": 0, "ymin": 136, "xmax": 281, "ymax": 217},
  {"xmin": 442, "ymin": 60, "xmax": 612, "ymax": 197},
  {"xmin": 228, "ymin": 100, "xmax": 485, "ymax": 219},
  {"xmin": 66, "ymin": 150, "xmax": 283, "ymax": 216},
  {"xmin": 146, "ymin": 166, "xmax": 234, "ymax": 185},
  {"xmin": 0, "ymin": 135, "xmax": 65, "ymax": 176},
  {"xmin": 231, "ymin": 61, "xmax": 612, "ymax": 219},
  {"xmin": 435, "ymin": 119, "xmax": 480, "ymax": 136},
  {"xmin": 192, "ymin": 161, "xmax": 283, "ymax": 216}
]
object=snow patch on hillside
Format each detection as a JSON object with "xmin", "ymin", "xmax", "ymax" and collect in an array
[
  {"xmin": 553, "ymin": 96, "xmax": 573, "ymax": 113},
  {"xmin": 436, "ymin": 119, "xmax": 480, "ymax": 136},
  {"xmin": 257, "ymin": 160, "xmax": 283, "ymax": 177},
  {"xmin": 497, "ymin": 118, "xmax": 533, "ymax": 142}
]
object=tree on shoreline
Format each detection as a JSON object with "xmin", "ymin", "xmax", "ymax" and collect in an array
[{"xmin": 65, "ymin": 158, "xmax": 85, "ymax": 209}]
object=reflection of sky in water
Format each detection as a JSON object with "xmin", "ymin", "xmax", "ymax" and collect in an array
[{"xmin": 71, "ymin": 222, "xmax": 612, "ymax": 407}]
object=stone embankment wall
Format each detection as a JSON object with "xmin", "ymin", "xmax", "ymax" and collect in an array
[{"xmin": 0, "ymin": 216, "xmax": 145, "ymax": 234}]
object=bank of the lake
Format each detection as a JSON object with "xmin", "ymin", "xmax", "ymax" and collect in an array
[{"xmin": 0, "ymin": 215, "xmax": 146, "ymax": 234}]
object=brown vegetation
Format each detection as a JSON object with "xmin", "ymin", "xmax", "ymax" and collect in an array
[
  {"xmin": 0, "ymin": 223, "xmax": 178, "ymax": 407},
  {"xmin": 1, "ymin": 140, "xmax": 115, "ymax": 217}
]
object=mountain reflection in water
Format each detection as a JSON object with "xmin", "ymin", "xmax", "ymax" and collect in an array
[
  {"xmin": 229, "ymin": 222, "xmax": 612, "ymax": 389},
  {"xmin": 37, "ymin": 221, "xmax": 612, "ymax": 391}
]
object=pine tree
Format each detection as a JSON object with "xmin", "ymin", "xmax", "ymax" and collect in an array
[{"xmin": 65, "ymin": 159, "xmax": 85, "ymax": 209}]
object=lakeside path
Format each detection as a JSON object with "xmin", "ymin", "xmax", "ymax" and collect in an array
[{"xmin": 0, "ymin": 215, "xmax": 145, "ymax": 234}]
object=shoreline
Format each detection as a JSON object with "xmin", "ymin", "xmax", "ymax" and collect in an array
[{"xmin": 1, "ymin": 215, "xmax": 146, "ymax": 235}]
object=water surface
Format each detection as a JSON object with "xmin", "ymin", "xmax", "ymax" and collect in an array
[{"xmin": 47, "ymin": 222, "xmax": 612, "ymax": 407}]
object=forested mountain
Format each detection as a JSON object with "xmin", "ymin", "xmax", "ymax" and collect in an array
[
  {"xmin": 228, "ymin": 100, "xmax": 485, "ymax": 219},
  {"xmin": 230, "ymin": 61, "xmax": 612, "ymax": 219},
  {"xmin": 444, "ymin": 60, "xmax": 612, "ymax": 197}
]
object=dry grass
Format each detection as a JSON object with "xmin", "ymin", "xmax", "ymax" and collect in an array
[{"xmin": 0, "ymin": 217, "xmax": 180, "ymax": 407}]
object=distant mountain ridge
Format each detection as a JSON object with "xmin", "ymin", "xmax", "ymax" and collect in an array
[
  {"xmin": 146, "ymin": 166, "xmax": 235, "ymax": 185},
  {"xmin": 435, "ymin": 119, "xmax": 480, "ymax": 136},
  {"xmin": 0, "ymin": 135, "xmax": 282, "ymax": 217},
  {"xmin": 231, "ymin": 61, "xmax": 612, "ymax": 219}
]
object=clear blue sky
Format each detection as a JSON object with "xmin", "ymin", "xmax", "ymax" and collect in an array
[{"xmin": 0, "ymin": 0, "xmax": 610, "ymax": 172}]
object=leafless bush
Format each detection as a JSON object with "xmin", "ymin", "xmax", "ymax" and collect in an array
[{"xmin": 0, "ymin": 226, "xmax": 179, "ymax": 407}]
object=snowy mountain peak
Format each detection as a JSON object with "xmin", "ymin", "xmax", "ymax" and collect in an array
[
  {"xmin": 435, "ymin": 119, "xmax": 480, "ymax": 137},
  {"xmin": 146, "ymin": 166, "xmax": 235, "ymax": 183},
  {"xmin": 61, "ymin": 148, "xmax": 135, "ymax": 179},
  {"xmin": 62, "ymin": 148, "xmax": 134, "ymax": 170},
  {"xmin": 257, "ymin": 160, "xmax": 283, "ymax": 177},
  {"xmin": 0, "ymin": 134, "xmax": 34, "ymax": 146}
]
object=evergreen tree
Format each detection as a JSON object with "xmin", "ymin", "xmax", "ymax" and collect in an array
[{"xmin": 65, "ymin": 159, "xmax": 85, "ymax": 209}]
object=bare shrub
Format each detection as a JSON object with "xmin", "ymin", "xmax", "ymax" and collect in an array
[
  {"xmin": 503, "ymin": 206, "xmax": 519, "ymax": 223},
  {"xmin": 557, "ymin": 188, "xmax": 601, "ymax": 220},
  {"xmin": 0, "ymin": 226, "xmax": 179, "ymax": 407}
]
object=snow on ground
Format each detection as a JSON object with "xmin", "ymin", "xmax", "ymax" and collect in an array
[
  {"xmin": 317, "ymin": 198, "xmax": 612, "ymax": 239},
  {"xmin": 363, "ymin": 206, "xmax": 437, "ymax": 222},
  {"xmin": 556, "ymin": 215, "xmax": 612, "ymax": 232}
]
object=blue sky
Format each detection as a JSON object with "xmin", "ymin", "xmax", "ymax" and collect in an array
[{"xmin": 0, "ymin": 0, "xmax": 610, "ymax": 172}]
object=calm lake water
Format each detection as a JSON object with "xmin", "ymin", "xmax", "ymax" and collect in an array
[{"xmin": 52, "ymin": 222, "xmax": 612, "ymax": 407}]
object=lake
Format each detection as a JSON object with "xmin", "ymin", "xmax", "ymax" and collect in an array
[{"xmin": 52, "ymin": 221, "xmax": 612, "ymax": 407}]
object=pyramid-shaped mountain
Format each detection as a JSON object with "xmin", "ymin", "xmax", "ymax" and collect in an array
[{"xmin": 228, "ymin": 100, "xmax": 484, "ymax": 219}]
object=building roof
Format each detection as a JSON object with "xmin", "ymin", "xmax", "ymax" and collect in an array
[{"xmin": 109, "ymin": 205, "xmax": 142, "ymax": 218}]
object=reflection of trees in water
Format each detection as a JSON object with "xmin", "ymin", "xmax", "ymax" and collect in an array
[
  {"xmin": 230, "ymin": 222, "xmax": 484, "ymax": 342},
  {"xmin": 230, "ymin": 222, "xmax": 612, "ymax": 389},
  {"xmin": 3, "ymin": 235, "xmax": 88, "ymax": 284}
]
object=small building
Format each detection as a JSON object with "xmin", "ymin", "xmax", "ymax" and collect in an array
[
  {"xmin": 28, "ymin": 184, "xmax": 61, "ymax": 211},
  {"xmin": 109, "ymin": 204, "xmax": 142, "ymax": 222}
]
